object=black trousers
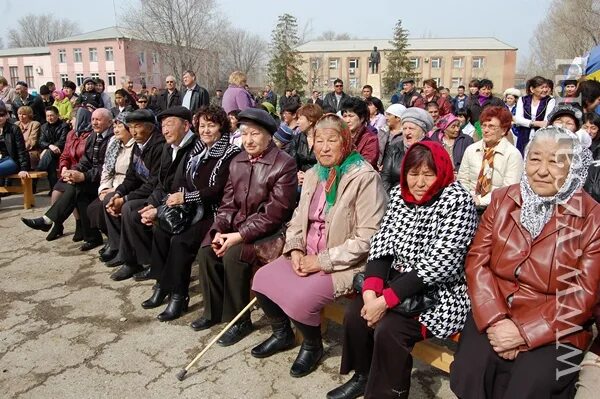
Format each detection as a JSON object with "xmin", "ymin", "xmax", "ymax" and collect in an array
[
  {"xmin": 450, "ymin": 313, "xmax": 583, "ymax": 399},
  {"xmin": 340, "ymin": 296, "xmax": 428, "ymax": 399},
  {"xmin": 117, "ymin": 198, "xmax": 152, "ymax": 265},
  {"xmin": 255, "ymin": 292, "xmax": 321, "ymax": 342},
  {"xmin": 87, "ymin": 197, "xmax": 107, "ymax": 235},
  {"xmin": 148, "ymin": 218, "xmax": 212, "ymax": 296},
  {"xmin": 45, "ymin": 182, "xmax": 101, "ymax": 242},
  {"xmin": 197, "ymin": 243, "xmax": 252, "ymax": 322},
  {"xmin": 37, "ymin": 150, "xmax": 58, "ymax": 189}
]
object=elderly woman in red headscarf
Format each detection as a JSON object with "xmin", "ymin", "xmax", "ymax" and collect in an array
[
  {"xmin": 251, "ymin": 113, "xmax": 387, "ymax": 378},
  {"xmin": 326, "ymin": 141, "xmax": 478, "ymax": 399}
]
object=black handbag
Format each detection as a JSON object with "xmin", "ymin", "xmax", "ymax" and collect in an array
[
  {"xmin": 156, "ymin": 200, "xmax": 203, "ymax": 235},
  {"xmin": 352, "ymin": 269, "xmax": 439, "ymax": 317}
]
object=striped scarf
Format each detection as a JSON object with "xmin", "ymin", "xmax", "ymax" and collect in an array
[{"xmin": 475, "ymin": 145, "xmax": 495, "ymax": 197}]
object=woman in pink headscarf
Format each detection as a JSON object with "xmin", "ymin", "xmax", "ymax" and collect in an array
[{"xmin": 431, "ymin": 113, "xmax": 474, "ymax": 171}]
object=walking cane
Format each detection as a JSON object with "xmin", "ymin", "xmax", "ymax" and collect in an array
[{"xmin": 176, "ymin": 297, "xmax": 258, "ymax": 381}]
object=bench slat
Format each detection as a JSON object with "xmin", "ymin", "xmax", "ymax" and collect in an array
[{"xmin": 1, "ymin": 171, "xmax": 47, "ymax": 209}]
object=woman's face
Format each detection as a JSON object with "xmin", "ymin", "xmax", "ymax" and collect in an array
[
  {"xmin": 505, "ymin": 95, "xmax": 517, "ymax": 107},
  {"xmin": 297, "ymin": 115, "xmax": 312, "ymax": 133},
  {"xmin": 423, "ymin": 84, "xmax": 435, "ymax": 97},
  {"xmin": 367, "ymin": 103, "xmax": 377, "ymax": 117},
  {"xmin": 526, "ymin": 137, "xmax": 571, "ymax": 197},
  {"xmin": 228, "ymin": 115, "xmax": 238, "ymax": 133},
  {"xmin": 479, "ymin": 86, "xmax": 492, "ymax": 98},
  {"xmin": 241, "ymin": 122, "xmax": 271, "ymax": 157},
  {"xmin": 342, "ymin": 111, "xmax": 363, "ymax": 133},
  {"xmin": 481, "ymin": 117, "xmax": 505, "ymax": 146},
  {"xmin": 314, "ymin": 127, "xmax": 344, "ymax": 168},
  {"xmin": 85, "ymin": 82, "xmax": 95, "ymax": 92},
  {"xmin": 457, "ymin": 114, "xmax": 467, "ymax": 126},
  {"xmin": 541, "ymin": 84, "xmax": 551, "ymax": 97},
  {"xmin": 530, "ymin": 85, "xmax": 544, "ymax": 98},
  {"xmin": 115, "ymin": 94, "xmax": 126, "ymax": 107},
  {"xmin": 113, "ymin": 121, "xmax": 132, "ymax": 143},
  {"xmin": 198, "ymin": 116, "xmax": 222, "ymax": 147},
  {"xmin": 551, "ymin": 115, "xmax": 578, "ymax": 133},
  {"xmin": 583, "ymin": 122, "xmax": 599, "ymax": 139},
  {"xmin": 402, "ymin": 121, "xmax": 425, "ymax": 146},
  {"xmin": 406, "ymin": 163, "xmax": 437, "ymax": 201},
  {"xmin": 444, "ymin": 120, "xmax": 461, "ymax": 139},
  {"xmin": 18, "ymin": 111, "xmax": 30, "ymax": 123}
]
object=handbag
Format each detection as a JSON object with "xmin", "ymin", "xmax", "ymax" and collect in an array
[
  {"xmin": 156, "ymin": 200, "xmax": 203, "ymax": 235},
  {"xmin": 252, "ymin": 228, "xmax": 286, "ymax": 266},
  {"xmin": 352, "ymin": 269, "xmax": 439, "ymax": 317}
]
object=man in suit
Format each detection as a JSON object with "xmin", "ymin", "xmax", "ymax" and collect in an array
[
  {"xmin": 323, "ymin": 79, "xmax": 350, "ymax": 113},
  {"xmin": 154, "ymin": 75, "xmax": 181, "ymax": 113},
  {"xmin": 180, "ymin": 70, "xmax": 209, "ymax": 114}
]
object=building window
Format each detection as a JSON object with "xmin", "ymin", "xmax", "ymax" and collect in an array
[
  {"xmin": 60, "ymin": 74, "xmax": 69, "ymax": 84},
  {"xmin": 329, "ymin": 59, "xmax": 339, "ymax": 69},
  {"xmin": 431, "ymin": 57, "xmax": 442, "ymax": 69},
  {"xmin": 9, "ymin": 66, "xmax": 19, "ymax": 86},
  {"xmin": 91, "ymin": 73, "xmax": 100, "ymax": 80},
  {"xmin": 139, "ymin": 51, "xmax": 145, "ymax": 65},
  {"xmin": 89, "ymin": 48, "xmax": 98, "ymax": 62},
  {"xmin": 58, "ymin": 49, "xmax": 67, "ymax": 63},
  {"xmin": 73, "ymin": 48, "xmax": 82, "ymax": 63},
  {"xmin": 76, "ymin": 73, "xmax": 84, "ymax": 87},
  {"xmin": 329, "ymin": 78, "xmax": 338, "ymax": 86},
  {"xmin": 152, "ymin": 52, "xmax": 159, "ymax": 65},
  {"xmin": 310, "ymin": 58, "xmax": 321, "ymax": 70},
  {"xmin": 432, "ymin": 77, "xmax": 442, "ymax": 87},
  {"xmin": 349, "ymin": 78, "xmax": 359, "ymax": 89},
  {"xmin": 349, "ymin": 59, "xmax": 359, "ymax": 69},
  {"xmin": 452, "ymin": 57, "xmax": 463, "ymax": 69},
  {"xmin": 105, "ymin": 47, "xmax": 114, "ymax": 61},
  {"xmin": 409, "ymin": 57, "xmax": 420, "ymax": 69},
  {"xmin": 24, "ymin": 66, "xmax": 34, "ymax": 88},
  {"xmin": 472, "ymin": 57, "xmax": 485, "ymax": 69},
  {"xmin": 107, "ymin": 72, "xmax": 116, "ymax": 86},
  {"xmin": 0, "ymin": 67, "xmax": 3, "ymax": 77},
  {"xmin": 451, "ymin": 77, "xmax": 463, "ymax": 87}
]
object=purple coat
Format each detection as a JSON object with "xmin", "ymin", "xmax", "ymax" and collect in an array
[{"xmin": 222, "ymin": 85, "xmax": 256, "ymax": 113}]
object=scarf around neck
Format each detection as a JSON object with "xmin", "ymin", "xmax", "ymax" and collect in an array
[{"xmin": 315, "ymin": 151, "xmax": 364, "ymax": 211}]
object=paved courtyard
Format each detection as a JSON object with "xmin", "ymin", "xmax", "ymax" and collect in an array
[{"xmin": 0, "ymin": 191, "xmax": 454, "ymax": 398}]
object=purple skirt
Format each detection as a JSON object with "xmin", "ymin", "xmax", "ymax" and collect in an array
[{"xmin": 252, "ymin": 255, "xmax": 334, "ymax": 326}]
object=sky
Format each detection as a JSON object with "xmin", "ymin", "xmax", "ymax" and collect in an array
[{"xmin": 2, "ymin": 0, "xmax": 552, "ymax": 64}]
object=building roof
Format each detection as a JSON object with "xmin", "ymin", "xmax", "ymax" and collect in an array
[
  {"xmin": 49, "ymin": 26, "xmax": 135, "ymax": 44},
  {"xmin": 0, "ymin": 47, "xmax": 50, "ymax": 57},
  {"xmin": 296, "ymin": 37, "xmax": 517, "ymax": 52}
]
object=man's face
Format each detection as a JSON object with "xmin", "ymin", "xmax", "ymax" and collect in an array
[
  {"xmin": 46, "ymin": 110, "xmax": 59, "ymax": 124},
  {"xmin": 91, "ymin": 111, "xmax": 112, "ymax": 133},
  {"xmin": 285, "ymin": 90, "xmax": 292, "ymax": 98},
  {"xmin": 183, "ymin": 73, "xmax": 194, "ymax": 87},
  {"xmin": 16, "ymin": 85, "xmax": 27, "ymax": 98},
  {"xmin": 165, "ymin": 76, "xmax": 176, "ymax": 90},
  {"xmin": 458, "ymin": 87, "xmax": 465, "ymax": 96},
  {"xmin": 361, "ymin": 87, "xmax": 372, "ymax": 99},
  {"xmin": 129, "ymin": 122, "xmax": 154, "ymax": 143},
  {"xmin": 334, "ymin": 82, "xmax": 343, "ymax": 94},
  {"xmin": 161, "ymin": 116, "xmax": 189, "ymax": 145},
  {"xmin": 403, "ymin": 82, "xmax": 414, "ymax": 93},
  {"xmin": 127, "ymin": 80, "xmax": 134, "ymax": 91}
]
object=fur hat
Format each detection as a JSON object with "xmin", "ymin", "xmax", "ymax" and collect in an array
[{"xmin": 503, "ymin": 88, "xmax": 521, "ymax": 98}]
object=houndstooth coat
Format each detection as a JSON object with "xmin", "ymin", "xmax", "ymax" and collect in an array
[{"xmin": 368, "ymin": 181, "xmax": 479, "ymax": 338}]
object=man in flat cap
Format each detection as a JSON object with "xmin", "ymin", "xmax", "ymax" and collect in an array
[
  {"xmin": 97, "ymin": 109, "xmax": 165, "ymax": 271},
  {"xmin": 110, "ymin": 106, "xmax": 198, "ymax": 281}
]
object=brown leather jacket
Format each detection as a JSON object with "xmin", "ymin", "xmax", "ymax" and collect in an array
[
  {"xmin": 212, "ymin": 142, "xmax": 298, "ymax": 261},
  {"xmin": 466, "ymin": 184, "xmax": 600, "ymax": 351}
]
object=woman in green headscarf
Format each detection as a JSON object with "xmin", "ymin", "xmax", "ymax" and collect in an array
[{"xmin": 251, "ymin": 113, "xmax": 387, "ymax": 378}]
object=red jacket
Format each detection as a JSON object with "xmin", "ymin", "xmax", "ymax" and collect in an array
[
  {"xmin": 58, "ymin": 130, "xmax": 91, "ymax": 172},
  {"xmin": 413, "ymin": 94, "xmax": 453, "ymax": 117},
  {"xmin": 354, "ymin": 125, "xmax": 379, "ymax": 169}
]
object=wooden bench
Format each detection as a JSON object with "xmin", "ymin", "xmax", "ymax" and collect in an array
[
  {"xmin": 0, "ymin": 171, "xmax": 48, "ymax": 209},
  {"xmin": 319, "ymin": 300, "xmax": 459, "ymax": 373}
]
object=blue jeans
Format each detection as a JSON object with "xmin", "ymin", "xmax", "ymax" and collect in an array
[{"xmin": 0, "ymin": 157, "xmax": 18, "ymax": 177}]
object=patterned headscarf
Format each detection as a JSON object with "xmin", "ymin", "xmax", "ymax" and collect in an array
[{"xmin": 520, "ymin": 126, "xmax": 592, "ymax": 239}]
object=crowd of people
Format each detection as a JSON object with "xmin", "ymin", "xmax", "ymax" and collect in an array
[{"xmin": 2, "ymin": 68, "xmax": 600, "ymax": 398}]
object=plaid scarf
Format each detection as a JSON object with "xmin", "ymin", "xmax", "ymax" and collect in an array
[{"xmin": 475, "ymin": 145, "xmax": 496, "ymax": 197}]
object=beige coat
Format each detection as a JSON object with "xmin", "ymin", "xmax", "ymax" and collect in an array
[
  {"xmin": 98, "ymin": 137, "xmax": 135, "ymax": 193},
  {"xmin": 283, "ymin": 161, "xmax": 387, "ymax": 297},
  {"xmin": 457, "ymin": 137, "xmax": 523, "ymax": 206}
]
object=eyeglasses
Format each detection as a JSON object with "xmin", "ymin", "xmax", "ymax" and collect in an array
[
  {"xmin": 138, "ymin": 100, "xmax": 147, "ymax": 103},
  {"xmin": 334, "ymin": 84, "xmax": 343, "ymax": 87},
  {"xmin": 481, "ymin": 123, "xmax": 502, "ymax": 131},
  {"xmin": 166, "ymin": 80, "xmax": 174, "ymax": 83}
]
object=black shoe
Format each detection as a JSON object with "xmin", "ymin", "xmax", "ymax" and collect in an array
[
  {"xmin": 21, "ymin": 217, "xmax": 52, "ymax": 232},
  {"xmin": 98, "ymin": 243, "xmax": 109, "ymax": 256},
  {"xmin": 251, "ymin": 318, "xmax": 295, "ymax": 358},
  {"xmin": 72, "ymin": 220, "xmax": 83, "ymax": 242},
  {"xmin": 190, "ymin": 317, "xmax": 218, "ymax": 331},
  {"xmin": 105, "ymin": 257, "xmax": 124, "ymax": 268},
  {"xmin": 100, "ymin": 247, "xmax": 118, "ymax": 262},
  {"xmin": 45, "ymin": 223, "xmax": 64, "ymax": 241},
  {"xmin": 326, "ymin": 373, "xmax": 368, "ymax": 399},
  {"xmin": 290, "ymin": 339, "xmax": 324, "ymax": 378},
  {"xmin": 133, "ymin": 266, "xmax": 151, "ymax": 282},
  {"xmin": 217, "ymin": 318, "xmax": 254, "ymax": 347},
  {"xmin": 80, "ymin": 239, "xmax": 103, "ymax": 251},
  {"xmin": 110, "ymin": 264, "xmax": 143, "ymax": 281},
  {"xmin": 142, "ymin": 285, "xmax": 169, "ymax": 309},
  {"xmin": 157, "ymin": 294, "xmax": 189, "ymax": 321}
]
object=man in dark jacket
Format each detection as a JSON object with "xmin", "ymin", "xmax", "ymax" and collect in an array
[
  {"xmin": 279, "ymin": 89, "xmax": 299, "ymax": 112},
  {"xmin": 38, "ymin": 106, "xmax": 69, "ymax": 189},
  {"xmin": 13, "ymin": 81, "xmax": 45, "ymax": 123},
  {"xmin": 154, "ymin": 75, "xmax": 181, "ymax": 113},
  {"xmin": 22, "ymin": 108, "xmax": 114, "ymax": 249},
  {"xmin": 393, "ymin": 78, "xmax": 421, "ymax": 108},
  {"xmin": 181, "ymin": 70, "xmax": 209, "ymax": 114},
  {"xmin": 98, "ymin": 109, "xmax": 165, "ymax": 267},
  {"xmin": 110, "ymin": 106, "xmax": 197, "ymax": 281},
  {"xmin": 264, "ymin": 85, "xmax": 277, "ymax": 108},
  {"xmin": 323, "ymin": 79, "xmax": 350, "ymax": 113}
]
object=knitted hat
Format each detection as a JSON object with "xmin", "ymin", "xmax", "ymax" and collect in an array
[
  {"xmin": 436, "ymin": 114, "xmax": 460, "ymax": 132},
  {"xmin": 274, "ymin": 123, "xmax": 294, "ymax": 144},
  {"xmin": 401, "ymin": 107, "xmax": 434, "ymax": 133},
  {"xmin": 547, "ymin": 104, "xmax": 583, "ymax": 132},
  {"xmin": 385, "ymin": 103, "xmax": 407, "ymax": 118},
  {"xmin": 115, "ymin": 111, "xmax": 130, "ymax": 127}
]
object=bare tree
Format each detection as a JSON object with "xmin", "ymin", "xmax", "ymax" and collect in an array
[
  {"xmin": 219, "ymin": 28, "xmax": 268, "ymax": 83},
  {"xmin": 122, "ymin": 0, "xmax": 226, "ymax": 88},
  {"xmin": 316, "ymin": 31, "xmax": 353, "ymax": 40},
  {"xmin": 8, "ymin": 14, "xmax": 79, "ymax": 47},
  {"xmin": 0, "ymin": 38, "xmax": 4, "ymax": 49}
]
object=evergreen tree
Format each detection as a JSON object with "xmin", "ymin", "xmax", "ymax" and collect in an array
[
  {"xmin": 267, "ymin": 14, "xmax": 307, "ymax": 97},
  {"xmin": 383, "ymin": 19, "xmax": 416, "ymax": 95}
]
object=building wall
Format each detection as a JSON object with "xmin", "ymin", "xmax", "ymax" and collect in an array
[
  {"xmin": 0, "ymin": 54, "xmax": 52, "ymax": 93},
  {"xmin": 301, "ymin": 48, "xmax": 517, "ymax": 96}
]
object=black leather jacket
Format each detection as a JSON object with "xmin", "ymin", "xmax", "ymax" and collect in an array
[
  {"xmin": 0, "ymin": 122, "xmax": 30, "ymax": 171},
  {"xmin": 39, "ymin": 121, "xmax": 69, "ymax": 151},
  {"xmin": 287, "ymin": 133, "xmax": 317, "ymax": 172},
  {"xmin": 380, "ymin": 137, "xmax": 431, "ymax": 193}
]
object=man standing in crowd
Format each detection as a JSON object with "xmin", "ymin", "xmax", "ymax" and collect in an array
[
  {"xmin": 453, "ymin": 85, "xmax": 468, "ymax": 111},
  {"xmin": 181, "ymin": 70, "xmax": 210, "ymax": 114},
  {"xmin": 155, "ymin": 75, "xmax": 181, "ymax": 113},
  {"xmin": 323, "ymin": 79, "xmax": 350, "ymax": 113},
  {"xmin": 307, "ymin": 90, "xmax": 323, "ymax": 107},
  {"xmin": 361, "ymin": 85, "xmax": 374, "ymax": 101},
  {"xmin": 13, "ymin": 81, "xmax": 45, "ymax": 122},
  {"xmin": 279, "ymin": 88, "xmax": 298, "ymax": 112},
  {"xmin": 396, "ymin": 78, "xmax": 421, "ymax": 108},
  {"xmin": 264, "ymin": 84, "xmax": 277, "ymax": 107},
  {"xmin": 122, "ymin": 76, "xmax": 139, "ymax": 103}
]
